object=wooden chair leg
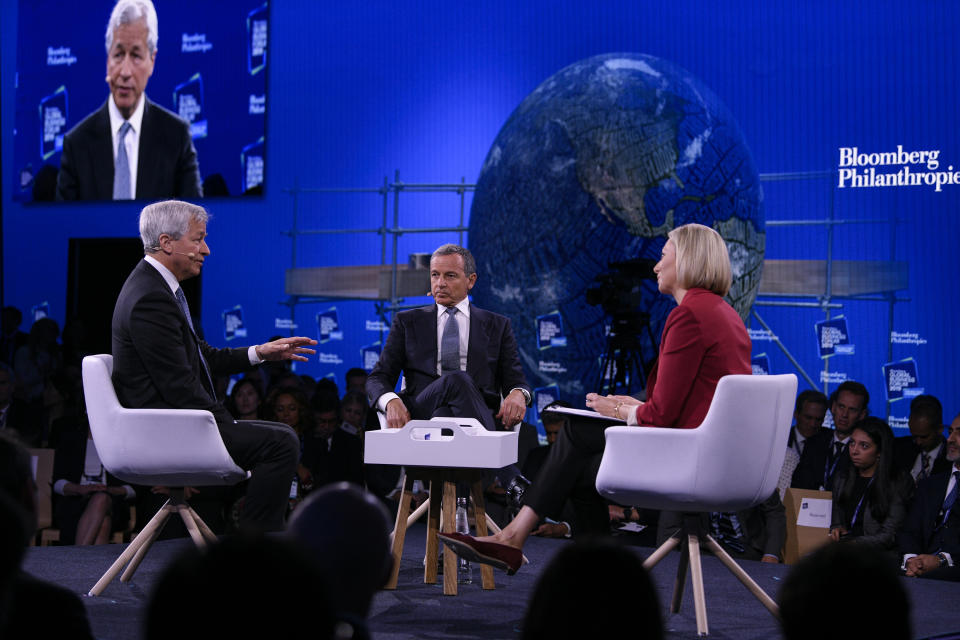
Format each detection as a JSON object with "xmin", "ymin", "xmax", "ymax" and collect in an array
[
  {"xmin": 385, "ymin": 474, "xmax": 413, "ymax": 590},
  {"xmin": 119, "ymin": 507, "xmax": 172, "ymax": 584},
  {"xmin": 177, "ymin": 504, "xmax": 207, "ymax": 548},
  {"xmin": 643, "ymin": 531, "xmax": 681, "ymax": 571},
  {"xmin": 702, "ymin": 534, "xmax": 780, "ymax": 619},
  {"xmin": 671, "ymin": 536, "xmax": 690, "ymax": 614},
  {"xmin": 424, "ymin": 478, "xmax": 443, "ymax": 585},
  {"xmin": 687, "ymin": 533, "xmax": 709, "ymax": 637},
  {"xmin": 441, "ymin": 480, "xmax": 457, "ymax": 595},
  {"xmin": 469, "ymin": 480, "xmax": 495, "ymax": 590},
  {"xmin": 90, "ymin": 500, "xmax": 173, "ymax": 596},
  {"xmin": 405, "ymin": 497, "xmax": 430, "ymax": 529},
  {"xmin": 186, "ymin": 505, "xmax": 219, "ymax": 544}
]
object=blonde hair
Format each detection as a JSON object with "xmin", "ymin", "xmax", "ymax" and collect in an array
[{"xmin": 667, "ymin": 223, "xmax": 732, "ymax": 296}]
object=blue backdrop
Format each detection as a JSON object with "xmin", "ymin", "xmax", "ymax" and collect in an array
[{"xmin": 2, "ymin": 0, "xmax": 958, "ymax": 431}]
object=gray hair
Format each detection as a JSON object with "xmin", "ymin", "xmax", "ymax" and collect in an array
[
  {"xmin": 105, "ymin": 0, "xmax": 159, "ymax": 55},
  {"xmin": 431, "ymin": 244, "xmax": 476, "ymax": 277},
  {"xmin": 140, "ymin": 200, "xmax": 209, "ymax": 252}
]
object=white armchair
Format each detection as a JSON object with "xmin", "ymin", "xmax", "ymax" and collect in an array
[
  {"xmin": 82, "ymin": 354, "xmax": 248, "ymax": 596},
  {"xmin": 596, "ymin": 373, "xmax": 797, "ymax": 636}
]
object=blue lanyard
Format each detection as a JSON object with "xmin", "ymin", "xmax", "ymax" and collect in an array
[
  {"xmin": 849, "ymin": 476, "xmax": 875, "ymax": 528},
  {"xmin": 823, "ymin": 442, "xmax": 844, "ymax": 487}
]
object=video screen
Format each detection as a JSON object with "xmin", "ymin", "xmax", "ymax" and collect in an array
[{"xmin": 12, "ymin": 0, "xmax": 269, "ymax": 202}]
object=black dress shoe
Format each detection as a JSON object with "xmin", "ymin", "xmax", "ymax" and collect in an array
[{"xmin": 505, "ymin": 474, "xmax": 531, "ymax": 512}]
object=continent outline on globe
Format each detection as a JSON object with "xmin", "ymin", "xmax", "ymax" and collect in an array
[{"xmin": 470, "ymin": 52, "xmax": 765, "ymax": 399}]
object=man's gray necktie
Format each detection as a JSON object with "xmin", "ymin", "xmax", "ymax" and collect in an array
[
  {"xmin": 919, "ymin": 452, "xmax": 931, "ymax": 482},
  {"xmin": 175, "ymin": 287, "xmax": 215, "ymax": 397},
  {"xmin": 113, "ymin": 121, "xmax": 132, "ymax": 200},
  {"xmin": 440, "ymin": 307, "xmax": 460, "ymax": 374}
]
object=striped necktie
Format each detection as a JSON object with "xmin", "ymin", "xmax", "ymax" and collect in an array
[{"xmin": 175, "ymin": 287, "xmax": 216, "ymax": 397}]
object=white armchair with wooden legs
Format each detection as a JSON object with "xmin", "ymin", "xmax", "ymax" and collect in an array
[
  {"xmin": 81, "ymin": 354, "xmax": 248, "ymax": 596},
  {"xmin": 595, "ymin": 373, "xmax": 798, "ymax": 637}
]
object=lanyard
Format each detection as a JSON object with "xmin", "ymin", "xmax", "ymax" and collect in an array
[
  {"xmin": 823, "ymin": 442, "xmax": 844, "ymax": 487},
  {"xmin": 849, "ymin": 476, "xmax": 875, "ymax": 528}
]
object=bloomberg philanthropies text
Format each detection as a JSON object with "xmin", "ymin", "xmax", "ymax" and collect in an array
[{"xmin": 838, "ymin": 145, "xmax": 958, "ymax": 192}]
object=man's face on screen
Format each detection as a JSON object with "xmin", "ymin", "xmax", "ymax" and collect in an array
[{"xmin": 106, "ymin": 20, "xmax": 155, "ymax": 119}]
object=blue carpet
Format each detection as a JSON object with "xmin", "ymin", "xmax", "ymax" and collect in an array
[{"xmin": 21, "ymin": 523, "xmax": 960, "ymax": 639}]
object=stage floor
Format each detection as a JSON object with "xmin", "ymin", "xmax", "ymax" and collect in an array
[{"xmin": 22, "ymin": 523, "xmax": 960, "ymax": 639}]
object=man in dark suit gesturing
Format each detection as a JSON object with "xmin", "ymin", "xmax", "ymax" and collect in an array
[
  {"xmin": 56, "ymin": 0, "xmax": 201, "ymax": 201},
  {"xmin": 112, "ymin": 200, "xmax": 316, "ymax": 531},
  {"xmin": 366, "ymin": 244, "xmax": 531, "ymax": 490}
]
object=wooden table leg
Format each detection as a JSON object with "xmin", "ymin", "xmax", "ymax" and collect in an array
[
  {"xmin": 385, "ymin": 474, "xmax": 412, "ymax": 590},
  {"xmin": 441, "ymin": 480, "xmax": 457, "ymax": 595},
  {"xmin": 424, "ymin": 477, "xmax": 443, "ymax": 584}
]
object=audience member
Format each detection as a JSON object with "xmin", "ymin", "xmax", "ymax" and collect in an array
[
  {"xmin": 0, "ymin": 432, "xmax": 94, "ymax": 639},
  {"xmin": 302, "ymin": 392, "xmax": 363, "ymax": 489},
  {"xmin": 269, "ymin": 369, "xmax": 305, "ymax": 392},
  {"xmin": 315, "ymin": 376, "xmax": 340, "ymax": 398},
  {"xmin": 893, "ymin": 394, "xmax": 950, "ymax": 484},
  {"xmin": 287, "ymin": 482, "xmax": 392, "ymax": 639},
  {"xmin": 829, "ymin": 417, "xmax": 911, "ymax": 555},
  {"xmin": 0, "ymin": 307, "xmax": 28, "ymax": 368},
  {"xmin": 265, "ymin": 387, "xmax": 313, "ymax": 437},
  {"xmin": 779, "ymin": 542, "xmax": 911, "ymax": 640},
  {"xmin": 52, "ymin": 423, "xmax": 135, "ymax": 545},
  {"xmin": 792, "ymin": 381, "xmax": 869, "ymax": 490},
  {"xmin": 897, "ymin": 412, "xmax": 960, "ymax": 580},
  {"xmin": 13, "ymin": 317, "xmax": 62, "ymax": 409},
  {"xmin": 345, "ymin": 367, "xmax": 368, "ymax": 393},
  {"xmin": 341, "ymin": 390, "xmax": 369, "ymax": 436},
  {"xmin": 777, "ymin": 446, "xmax": 800, "ymax": 501},
  {"xmin": 299, "ymin": 373, "xmax": 318, "ymax": 399},
  {"xmin": 264, "ymin": 387, "xmax": 314, "ymax": 501},
  {"xmin": 59, "ymin": 317, "xmax": 93, "ymax": 369},
  {"xmin": 0, "ymin": 363, "xmax": 42, "ymax": 448},
  {"xmin": 521, "ymin": 538, "xmax": 663, "ymax": 640},
  {"xmin": 145, "ymin": 534, "xmax": 334, "ymax": 640},
  {"xmin": 788, "ymin": 390, "xmax": 829, "ymax": 457},
  {"xmin": 225, "ymin": 376, "xmax": 263, "ymax": 421}
]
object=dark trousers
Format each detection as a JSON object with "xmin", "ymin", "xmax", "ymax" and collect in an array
[
  {"xmin": 523, "ymin": 416, "xmax": 610, "ymax": 534},
  {"xmin": 406, "ymin": 371, "xmax": 519, "ymax": 485},
  {"xmin": 218, "ymin": 419, "xmax": 299, "ymax": 532}
]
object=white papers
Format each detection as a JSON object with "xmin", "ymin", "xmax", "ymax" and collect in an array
[
  {"xmin": 542, "ymin": 406, "xmax": 625, "ymax": 423},
  {"xmin": 796, "ymin": 497, "xmax": 832, "ymax": 528}
]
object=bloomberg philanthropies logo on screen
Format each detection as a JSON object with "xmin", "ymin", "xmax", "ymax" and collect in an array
[{"xmin": 838, "ymin": 145, "xmax": 958, "ymax": 192}]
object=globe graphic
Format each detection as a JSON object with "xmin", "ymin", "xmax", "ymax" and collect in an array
[{"xmin": 469, "ymin": 53, "xmax": 765, "ymax": 403}]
